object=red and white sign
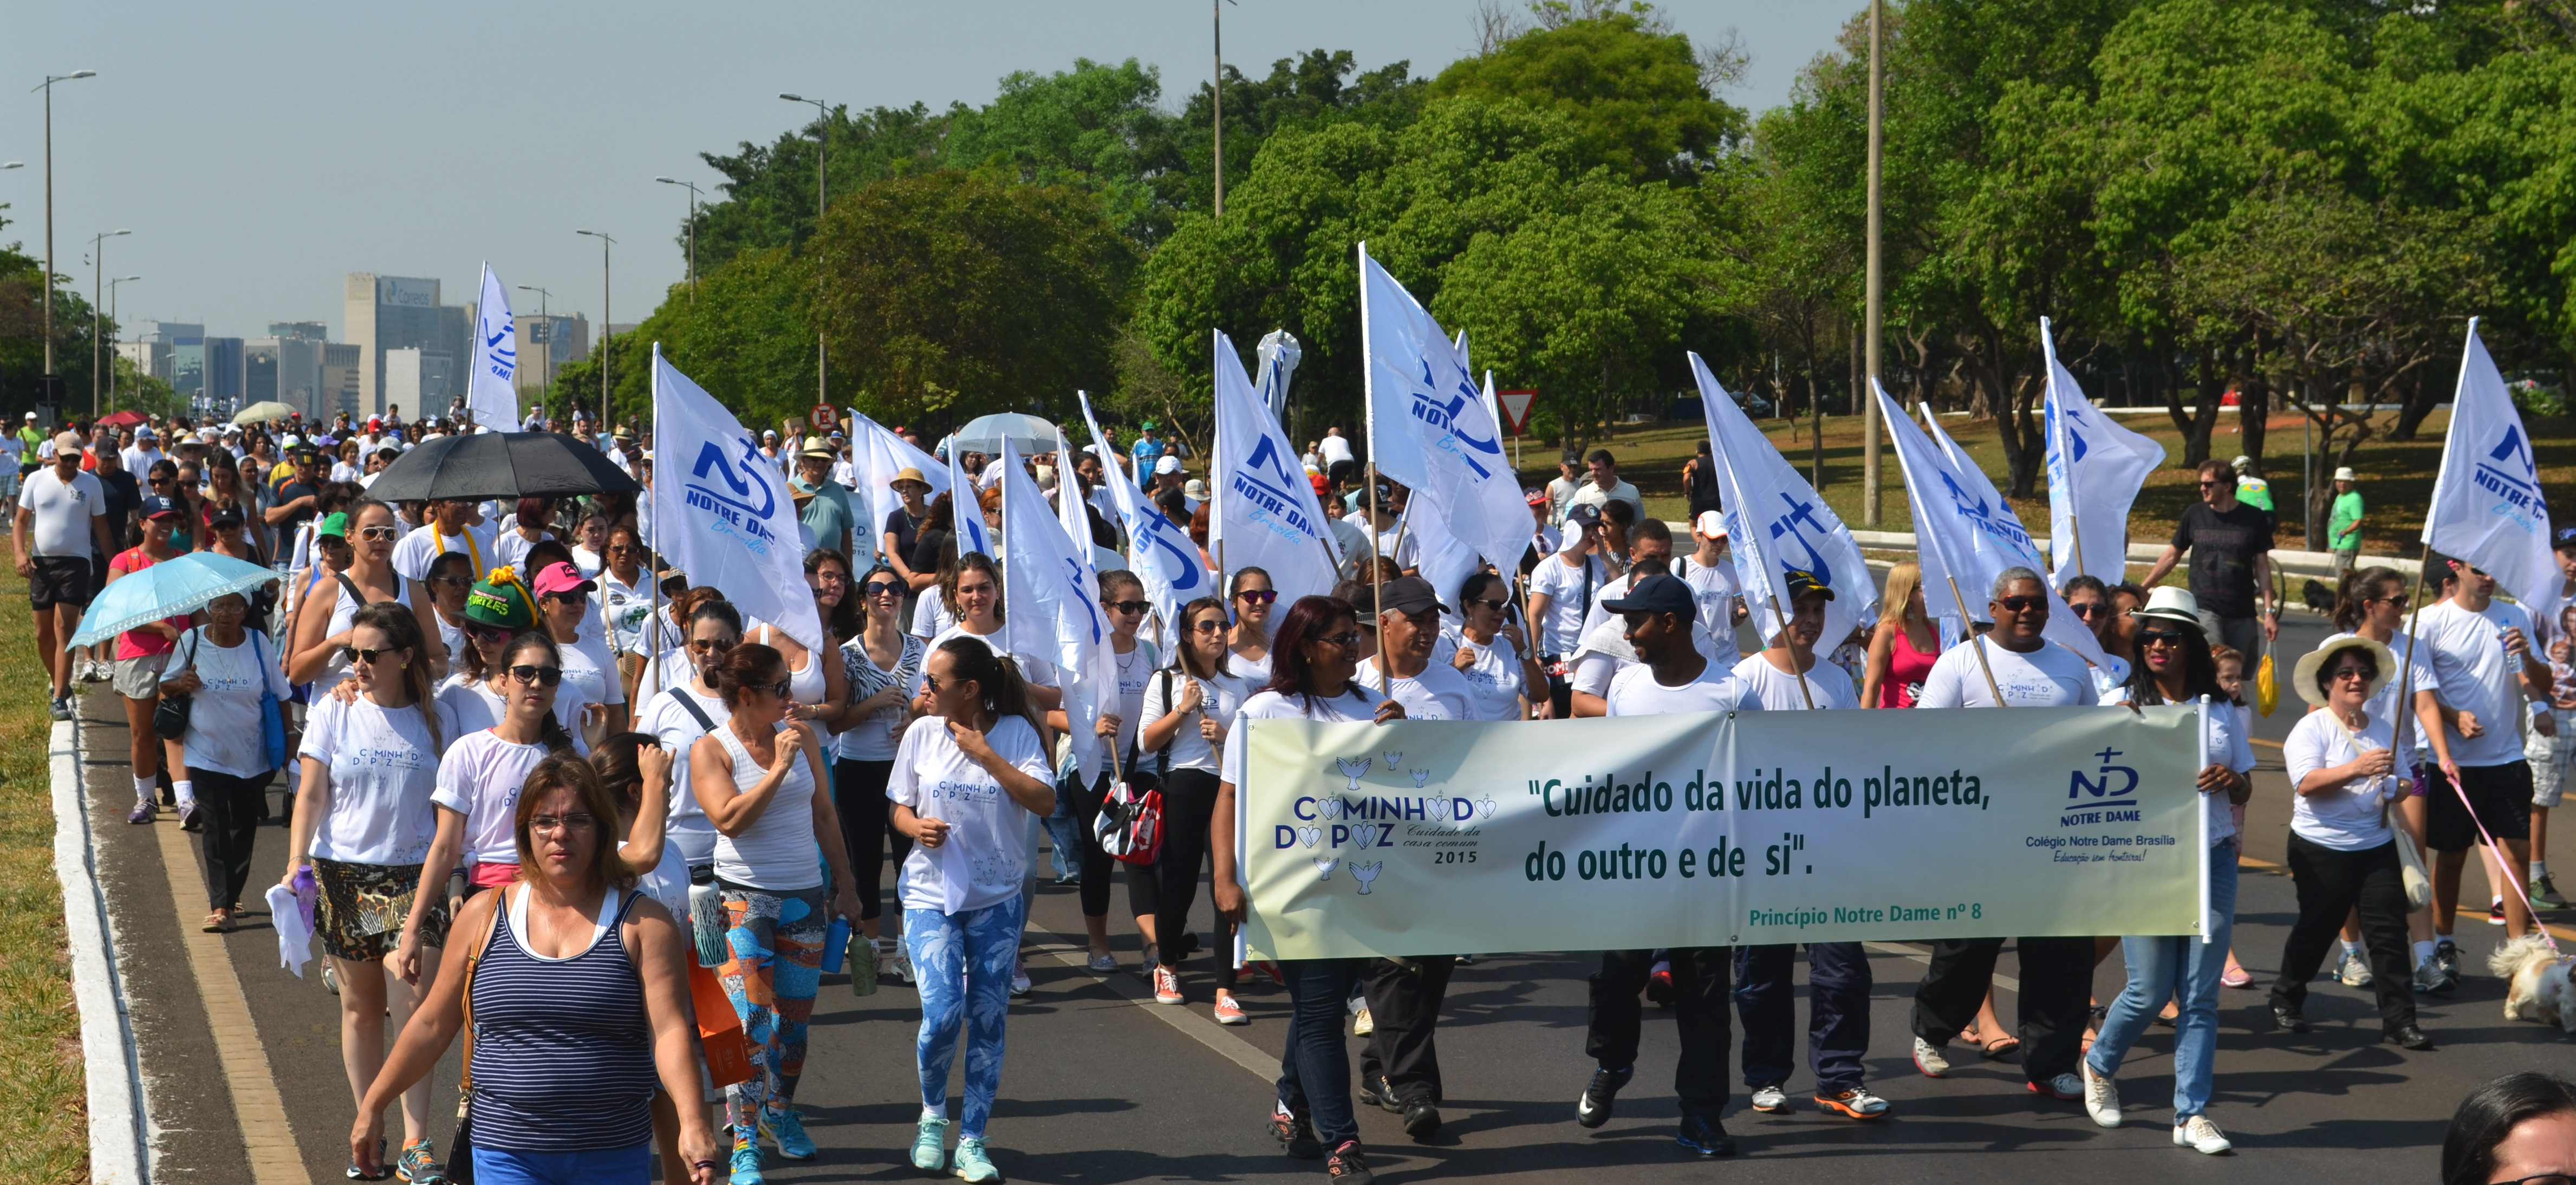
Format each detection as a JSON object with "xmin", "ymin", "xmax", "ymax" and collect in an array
[{"xmin": 1496, "ymin": 389, "xmax": 1538, "ymax": 435}]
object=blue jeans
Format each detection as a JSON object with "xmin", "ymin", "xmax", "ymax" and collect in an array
[
  {"xmin": 2087, "ymin": 841, "xmax": 2239, "ymax": 1119},
  {"xmin": 1044, "ymin": 777, "xmax": 1083, "ymax": 880},
  {"xmin": 907, "ymin": 895, "xmax": 1025, "ymax": 1140},
  {"xmin": 472, "ymin": 1142, "xmax": 650, "ymax": 1184},
  {"xmin": 1733, "ymin": 942, "xmax": 1871, "ymax": 1093},
  {"xmin": 1277, "ymin": 959, "xmax": 1366, "ymax": 1148}
]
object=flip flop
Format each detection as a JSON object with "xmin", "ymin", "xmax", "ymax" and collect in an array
[{"xmin": 1981, "ymin": 1033, "xmax": 2021, "ymax": 1059}]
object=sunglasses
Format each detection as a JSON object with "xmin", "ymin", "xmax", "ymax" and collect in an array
[
  {"xmin": 2137, "ymin": 630, "xmax": 2190, "ymax": 648},
  {"xmin": 2196, "ymin": 479, "xmax": 2224, "ymax": 489},
  {"xmin": 1313, "ymin": 630, "xmax": 1363, "ymax": 650},
  {"xmin": 1469, "ymin": 597, "xmax": 1510, "ymax": 612},
  {"xmin": 923, "ymin": 673, "xmax": 944, "ymax": 693},
  {"xmin": 506, "ymin": 664, "xmax": 564, "ymax": 686},
  {"xmin": 1103, "ymin": 599, "xmax": 1151, "ymax": 614},
  {"xmin": 1996, "ymin": 595, "xmax": 2046, "ymax": 613},
  {"xmin": 465, "ymin": 624, "xmax": 513, "ymax": 644},
  {"xmin": 687, "ymin": 637, "xmax": 736, "ymax": 653},
  {"xmin": 862, "ymin": 581, "xmax": 904, "ymax": 597},
  {"xmin": 341, "ymin": 645, "xmax": 400, "ymax": 666},
  {"xmin": 2329, "ymin": 666, "xmax": 2375, "ymax": 682},
  {"xmin": 2068, "ymin": 601, "xmax": 2107, "ymax": 618},
  {"xmin": 1236, "ymin": 589, "xmax": 1278, "ymax": 605},
  {"xmin": 359, "ymin": 525, "xmax": 402, "ymax": 542},
  {"xmin": 1188, "ymin": 619, "xmax": 1227, "ymax": 633},
  {"xmin": 743, "ymin": 678, "xmax": 792, "ymax": 699}
]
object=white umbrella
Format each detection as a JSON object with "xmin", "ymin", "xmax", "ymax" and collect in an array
[
  {"xmin": 232, "ymin": 401, "xmax": 297, "ymax": 425},
  {"xmin": 950, "ymin": 412, "xmax": 1065, "ymax": 457}
]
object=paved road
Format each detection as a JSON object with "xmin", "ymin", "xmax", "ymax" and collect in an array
[{"xmin": 82, "ymin": 613, "xmax": 2571, "ymax": 1184}]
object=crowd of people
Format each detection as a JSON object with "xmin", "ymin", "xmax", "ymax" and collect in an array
[{"xmin": 14, "ymin": 401, "xmax": 2564, "ymax": 1184}]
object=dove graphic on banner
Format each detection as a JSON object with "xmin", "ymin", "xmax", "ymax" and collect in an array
[
  {"xmin": 467, "ymin": 263, "xmax": 517, "ymax": 429},
  {"xmin": 847, "ymin": 410, "xmax": 949, "ymax": 565},
  {"xmin": 1691, "ymin": 353, "xmax": 1877, "ymax": 649},
  {"xmin": 2425, "ymin": 318, "xmax": 2559, "ymax": 617},
  {"xmin": 1874, "ymin": 382, "xmax": 2106, "ymax": 667},
  {"xmin": 1079, "ymin": 390, "xmax": 1206, "ymax": 625},
  {"xmin": 948, "ymin": 445, "xmax": 992, "ymax": 559},
  {"xmin": 999, "ymin": 440, "xmax": 1113, "ymax": 780},
  {"xmin": 1357, "ymin": 248, "xmax": 1532, "ymax": 579},
  {"xmin": 1211, "ymin": 329, "xmax": 1343, "ymax": 608},
  {"xmin": 2041, "ymin": 318, "xmax": 2165, "ymax": 587},
  {"xmin": 650, "ymin": 345, "xmax": 822, "ymax": 651}
]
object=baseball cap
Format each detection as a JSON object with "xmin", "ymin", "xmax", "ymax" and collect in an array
[
  {"xmin": 1693, "ymin": 510, "xmax": 1728, "ymax": 538},
  {"xmin": 51, "ymin": 431, "xmax": 81, "ymax": 452},
  {"xmin": 135, "ymin": 426, "xmax": 157, "ymax": 441},
  {"xmin": 315, "ymin": 512, "xmax": 350, "ymax": 541},
  {"xmin": 531, "ymin": 561, "xmax": 596, "ymax": 600},
  {"xmin": 139, "ymin": 494, "xmax": 181, "ymax": 520},
  {"xmin": 1784, "ymin": 568, "xmax": 1836, "ymax": 602},
  {"xmin": 1154, "ymin": 455, "xmax": 1183, "ymax": 476},
  {"xmin": 1524, "ymin": 486, "xmax": 1547, "ymax": 506},
  {"xmin": 2554, "ymin": 526, "xmax": 2576, "ymax": 553},
  {"xmin": 1564, "ymin": 503, "xmax": 1602, "ymax": 530},
  {"xmin": 1375, "ymin": 576, "xmax": 1448, "ymax": 617},
  {"xmin": 465, "ymin": 568, "xmax": 538, "ymax": 630},
  {"xmin": 208, "ymin": 507, "xmax": 244, "ymax": 531},
  {"xmin": 1602, "ymin": 573, "xmax": 1694, "ymax": 617}
]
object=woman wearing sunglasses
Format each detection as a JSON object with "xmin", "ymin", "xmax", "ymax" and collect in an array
[
  {"xmin": 1448, "ymin": 571, "xmax": 1543, "ymax": 721},
  {"xmin": 1212, "ymin": 595, "xmax": 1403, "ymax": 1184},
  {"xmin": 831, "ymin": 565, "xmax": 926, "ymax": 984},
  {"xmin": 2321, "ymin": 566, "xmax": 2447, "ymax": 987},
  {"xmin": 691, "ymin": 642, "xmax": 862, "ymax": 1180},
  {"xmin": 1137, "ymin": 594, "xmax": 1254, "ymax": 1018},
  {"xmin": 1055, "ymin": 570, "xmax": 1156, "ymax": 973},
  {"xmin": 279, "ymin": 601, "xmax": 449, "ymax": 1183},
  {"xmin": 638, "ymin": 591, "xmax": 742, "ymax": 888},
  {"xmin": 2080, "ymin": 587, "xmax": 2256, "ymax": 1152},
  {"xmin": 1226, "ymin": 567, "xmax": 1279, "ymax": 687},
  {"xmin": 887, "ymin": 637, "xmax": 1058, "ymax": 1182},
  {"xmin": 428, "ymin": 568, "xmax": 594, "ymax": 738},
  {"xmin": 289, "ymin": 498, "xmax": 414, "ymax": 699},
  {"xmin": 745, "ymin": 550, "xmax": 852, "ymax": 741}
]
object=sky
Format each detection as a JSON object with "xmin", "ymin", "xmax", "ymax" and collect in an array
[{"xmin": 1, "ymin": 2, "xmax": 1855, "ymax": 342}]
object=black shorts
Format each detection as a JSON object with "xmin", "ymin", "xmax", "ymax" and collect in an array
[
  {"xmin": 28, "ymin": 556, "xmax": 94, "ymax": 610},
  {"xmin": 2427, "ymin": 760, "xmax": 2534, "ymax": 851}
]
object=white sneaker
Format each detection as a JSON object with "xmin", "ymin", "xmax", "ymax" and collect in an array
[
  {"xmin": 1009, "ymin": 959, "xmax": 1031, "ymax": 996},
  {"xmin": 1911, "ymin": 1037, "xmax": 1950, "ymax": 1078},
  {"xmin": 2174, "ymin": 1115, "xmax": 2232, "ymax": 1154},
  {"xmin": 884, "ymin": 942, "xmax": 914, "ymax": 985},
  {"xmin": 2411, "ymin": 956, "xmax": 2444, "ymax": 994},
  {"xmin": 2336, "ymin": 948, "xmax": 2375, "ymax": 988},
  {"xmin": 1749, "ymin": 1085, "xmax": 1789, "ymax": 1113},
  {"xmin": 2080, "ymin": 1059, "xmax": 2120, "ymax": 1128}
]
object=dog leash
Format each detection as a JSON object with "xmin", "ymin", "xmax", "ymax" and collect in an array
[{"xmin": 2438, "ymin": 766, "xmax": 2565, "ymax": 956}]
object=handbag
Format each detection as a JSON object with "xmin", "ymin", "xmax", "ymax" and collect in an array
[
  {"xmin": 444, "ymin": 887, "xmax": 509, "ymax": 1183},
  {"xmin": 253, "ymin": 630, "xmax": 288, "ymax": 771},
  {"xmin": 152, "ymin": 631, "xmax": 200, "ymax": 739},
  {"xmin": 1095, "ymin": 778, "xmax": 1165, "ymax": 866}
]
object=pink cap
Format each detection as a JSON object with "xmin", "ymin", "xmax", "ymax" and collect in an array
[{"xmin": 531, "ymin": 561, "xmax": 595, "ymax": 600}]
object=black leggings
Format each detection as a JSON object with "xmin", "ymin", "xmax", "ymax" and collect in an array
[
  {"xmin": 1071, "ymin": 770, "xmax": 1122, "ymax": 919},
  {"xmin": 1155, "ymin": 768, "xmax": 1233, "ymax": 986},
  {"xmin": 190, "ymin": 767, "xmax": 271, "ymax": 911},
  {"xmin": 832, "ymin": 757, "xmax": 907, "ymax": 922}
]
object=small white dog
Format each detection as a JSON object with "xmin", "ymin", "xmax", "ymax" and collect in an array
[{"xmin": 2487, "ymin": 933, "xmax": 2576, "ymax": 1033}]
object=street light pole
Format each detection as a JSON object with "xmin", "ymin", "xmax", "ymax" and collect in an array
[
  {"xmin": 1861, "ymin": 0, "xmax": 1885, "ymax": 527},
  {"xmin": 577, "ymin": 231, "xmax": 615, "ymax": 435},
  {"xmin": 34, "ymin": 71, "xmax": 97, "ymax": 418},
  {"xmin": 106, "ymin": 274, "xmax": 138, "ymax": 407},
  {"xmin": 517, "ymin": 284, "xmax": 554, "ymax": 420},
  {"xmin": 1213, "ymin": 0, "xmax": 1232, "ymax": 218},
  {"xmin": 780, "ymin": 93, "xmax": 830, "ymax": 414},
  {"xmin": 88, "ymin": 228, "xmax": 129, "ymax": 415},
  {"xmin": 655, "ymin": 177, "xmax": 702, "ymax": 301}
]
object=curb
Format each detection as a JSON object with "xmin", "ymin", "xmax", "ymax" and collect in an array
[{"xmin": 53, "ymin": 713, "xmax": 149, "ymax": 1184}]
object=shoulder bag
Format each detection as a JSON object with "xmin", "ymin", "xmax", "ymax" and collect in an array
[{"xmin": 152, "ymin": 630, "xmax": 201, "ymax": 739}]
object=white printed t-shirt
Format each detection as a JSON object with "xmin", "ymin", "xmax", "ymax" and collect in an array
[{"xmin": 886, "ymin": 713, "xmax": 1053, "ymax": 914}]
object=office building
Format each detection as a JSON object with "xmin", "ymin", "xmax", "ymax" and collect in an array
[
  {"xmin": 118, "ymin": 320, "xmax": 203, "ymax": 386},
  {"xmin": 270, "ymin": 321, "xmax": 328, "ymax": 343},
  {"xmin": 344, "ymin": 273, "xmax": 469, "ymax": 415},
  {"xmin": 245, "ymin": 336, "xmax": 330, "ymax": 419},
  {"xmin": 511, "ymin": 313, "xmax": 588, "ymax": 398}
]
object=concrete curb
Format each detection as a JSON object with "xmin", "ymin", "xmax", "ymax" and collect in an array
[{"xmin": 53, "ymin": 713, "xmax": 148, "ymax": 1184}]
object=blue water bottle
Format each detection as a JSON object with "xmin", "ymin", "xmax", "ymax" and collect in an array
[{"xmin": 820, "ymin": 916, "xmax": 851, "ymax": 974}]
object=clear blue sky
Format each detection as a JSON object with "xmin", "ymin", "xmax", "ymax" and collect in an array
[{"xmin": 1, "ymin": 1, "xmax": 1853, "ymax": 341}]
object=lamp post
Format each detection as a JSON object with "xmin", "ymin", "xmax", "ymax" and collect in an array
[
  {"xmin": 106, "ymin": 274, "xmax": 137, "ymax": 407},
  {"xmin": 34, "ymin": 71, "xmax": 96, "ymax": 416},
  {"xmin": 1861, "ymin": 0, "xmax": 1885, "ymax": 527},
  {"xmin": 576, "ymin": 231, "xmax": 615, "ymax": 436},
  {"xmin": 654, "ymin": 177, "xmax": 702, "ymax": 301},
  {"xmin": 88, "ymin": 228, "xmax": 130, "ymax": 415},
  {"xmin": 779, "ymin": 92, "xmax": 829, "ymax": 411},
  {"xmin": 1212, "ymin": 0, "xmax": 1235, "ymax": 218},
  {"xmin": 517, "ymin": 284, "xmax": 555, "ymax": 421}
]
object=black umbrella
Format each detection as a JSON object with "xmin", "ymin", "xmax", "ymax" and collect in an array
[{"xmin": 363, "ymin": 431, "xmax": 642, "ymax": 503}]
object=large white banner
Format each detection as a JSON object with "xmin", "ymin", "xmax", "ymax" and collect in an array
[
  {"xmin": 467, "ymin": 263, "xmax": 517, "ymax": 429},
  {"xmin": 1211, "ymin": 329, "xmax": 1342, "ymax": 608},
  {"xmin": 650, "ymin": 346, "xmax": 822, "ymax": 651},
  {"xmin": 1238, "ymin": 705, "xmax": 2208, "ymax": 959},
  {"xmin": 1692, "ymin": 353, "xmax": 1877, "ymax": 647},
  {"xmin": 2425, "ymin": 319, "xmax": 2558, "ymax": 616},
  {"xmin": 1358, "ymin": 249, "xmax": 1530, "ymax": 577},
  {"xmin": 2041, "ymin": 319, "xmax": 2164, "ymax": 588}
]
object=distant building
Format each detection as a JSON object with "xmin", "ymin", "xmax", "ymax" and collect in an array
[
  {"xmin": 118, "ymin": 320, "xmax": 203, "ymax": 386},
  {"xmin": 245, "ymin": 337, "xmax": 330, "ymax": 419},
  {"xmin": 171, "ymin": 336, "xmax": 244, "ymax": 408},
  {"xmin": 513, "ymin": 313, "xmax": 589, "ymax": 398},
  {"xmin": 269, "ymin": 321, "xmax": 329, "ymax": 343},
  {"xmin": 344, "ymin": 274, "xmax": 470, "ymax": 415},
  {"xmin": 323, "ymin": 343, "xmax": 362, "ymax": 418}
]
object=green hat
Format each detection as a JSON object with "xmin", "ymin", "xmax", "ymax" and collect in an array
[
  {"xmin": 464, "ymin": 566, "xmax": 537, "ymax": 630},
  {"xmin": 314, "ymin": 512, "xmax": 349, "ymax": 541}
]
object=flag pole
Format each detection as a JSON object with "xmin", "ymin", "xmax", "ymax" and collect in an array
[
  {"xmin": 1367, "ymin": 461, "xmax": 1390, "ymax": 696},
  {"xmin": 1944, "ymin": 574, "xmax": 2008, "ymax": 706},
  {"xmin": 1764, "ymin": 594, "xmax": 1817, "ymax": 711}
]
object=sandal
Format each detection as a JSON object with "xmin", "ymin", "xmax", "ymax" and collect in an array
[
  {"xmin": 2154, "ymin": 1002, "xmax": 2180, "ymax": 1027},
  {"xmin": 202, "ymin": 910, "xmax": 233, "ymax": 934},
  {"xmin": 1981, "ymin": 1032, "xmax": 2022, "ymax": 1058}
]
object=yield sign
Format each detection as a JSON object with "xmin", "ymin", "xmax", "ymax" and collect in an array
[{"xmin": 1496, "ymin": 389, "xmax": 1537, "ymax": 435}]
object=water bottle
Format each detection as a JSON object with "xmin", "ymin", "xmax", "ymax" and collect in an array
[
  {"xmin": 849, "ymin": 930, "xmax": 878, "ymax": 997},
  {"xmin": 819, "ymin": 916, "xmax": 850, "ymax": 974},
  {"xmin": 290, "ymin": 864, "xmax": 320, "ymax": 936},
  {"xmin": 687, "ymin": 867, "xmax": 726, "ymax": 968}
]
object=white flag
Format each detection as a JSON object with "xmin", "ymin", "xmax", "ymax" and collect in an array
[
  {"xmin": 1255, "ymin": 329, "xmax": 1303, "ymax": 424},
  {"xmin": 1079, "ymin": 391, "xmax": 1211, "ymax": 624},
  {"xmin": 1211, "ymin": 329, "xmax": 1343, "ymax": 609},
  {"xmin": 2041, "ymin": 318, "xmax": 2165, "ymax": 587},
  {"xmin": 1876, "ymin": 382, "xmax": 2106, "ymax": 667},
  {"xmin": 467, "ymin": 263, "xmax": 517, "ymax": 429},
  {"xmin": 1691, "ymin": 353, "xmax": 1877, "ymax": 647},
  {"xmin": 847, "ymin": 410, "xmax": 949, "ymax": 564},
  {"xmin": 948, "ymin": 446, "xmax": 992, "ymax": 559},
  {"xmin": 650, "ymin": 346, "xmax": 821, "ymax": 651},
  {"xmin": 999, "ymin": 440, "xmax": 1112, "ymax": 779},
  {"xmin": 1358, "ymin": 248, "xmax": 1531, "ymax": 576},
  {"xmin": 2425, "ymin": 318, "xmax": 2558, "ymax": 615}
]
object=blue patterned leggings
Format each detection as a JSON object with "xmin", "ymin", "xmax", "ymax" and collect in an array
[
  {"xmin": 719, "ymin": 886, "xmax": 825, "ymax": 1131},
  {"xmin": 905, "ymin": 895, "xmax": 1025, "ymax": 1140}
]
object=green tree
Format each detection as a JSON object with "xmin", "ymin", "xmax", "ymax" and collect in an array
[
  {"xmin": 690, "ymin": 103, "xmax": 948, "ymax": 272},
  {"xmin": 1433, "ymin": 1, "xmax": 1747, "ymax": 182},
  {"xmin": 941, "ymin": 58, "xmax": 1174, "ymax": 242},
  {"xmin": 0, "ymin": 224, "xmax": 109, "ymax": 422}
]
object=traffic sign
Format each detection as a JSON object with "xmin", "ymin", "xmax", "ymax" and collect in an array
[{"xmin": 1497, "ymin": 389, "xmax": 1537, "ymax": 435}]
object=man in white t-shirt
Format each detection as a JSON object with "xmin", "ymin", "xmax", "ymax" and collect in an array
[
  {"xmin": 2415, "ymin": 555, "xmax": 2552, "ymax": 956},
  {"xmin": 1565, "ymin": 449, "xmax": 1644, "ymax": 531},
  {"xmin": 1577, "ymin": 518, "xmax": 1676, "ymax": 643},
  {"xmin": 1528, "ymin": 504, "xmax": 1615, "ymax": 717},
  {"xmin": 15, "ymin": 435, "xmax": 113, "ymax": 718},
  {"xmin": 1357, "ymin": 577, "xmax": 1474, "ymax": 721},
  {"xmin": 1675, "ymin": 512, "xmax": 1745, "ymax": 651},
  {"xmin": 121, "ymin": 425, "xmax": 166, "ymax": 477},
  {"xmin": 1579, "ymin": 572, "xmax": 1748, "ymax": 1155},
  {"xmin": 393, "ymin": 498, "xmax": 501, "ymax": 609},
  {"xmin": 1316, "ymin": 425, "xmax": 1356, "ymax": 473},
  {"xmin": 1907, "ymin": 565, "xmax": 2098, "ymax": 1105}
]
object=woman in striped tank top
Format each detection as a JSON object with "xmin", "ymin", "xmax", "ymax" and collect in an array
[{"xmin": 354, "ymin": 754, "xmax": 718, "ymax": 1183}]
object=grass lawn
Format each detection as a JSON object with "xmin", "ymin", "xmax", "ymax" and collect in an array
[
  {"xmin": 1510, "ymin": 405, "xmax": 2576, "ymax": 567},
  {"xmin": 0, "ymin": 569, "xmax": 89, "ymax": 1183}
]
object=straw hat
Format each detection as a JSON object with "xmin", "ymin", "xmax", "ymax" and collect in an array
[
  {"xmin": 889, "ymin": 467, "xmax": 931, "ymax": 491},
  {"xmin": 2294, "ymin": 635, "xmax": 2397, "ymax": 709}
]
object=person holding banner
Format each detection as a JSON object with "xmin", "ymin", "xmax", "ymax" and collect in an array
[
  {"xmin": 2080, "ymin": 590, "xmax": 2257, "ymax": 1150},
  {"xmin": 1213, "ymin": 595, "xmax": 1403, "ymax": 1184},
  {"xmin": 1138, "ymin": 595, "xmax": 1254, "ymax": 1019},
  {"xmin": 1909, "ymin": 567, "xmax": 2098, "ymax": 1102},
  {"xmin": 887, "ymin": 638, "xmax": 1060, "ymax": 1183},
  {"xmin": 1583, "ymin": 573, "xmax": 1753, "ymax": 1156}
]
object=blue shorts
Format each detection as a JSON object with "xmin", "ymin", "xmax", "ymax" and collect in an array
[{"xmin": 472, "ymin": 1142, "xmax": 652, "ymax": 1185}]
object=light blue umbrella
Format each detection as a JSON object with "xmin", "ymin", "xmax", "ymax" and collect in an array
[{"xmin": 66, "ymin": 551, "xmax": 279, "ymax": 650}]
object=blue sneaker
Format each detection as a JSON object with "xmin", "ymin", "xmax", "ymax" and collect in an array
[
  {"xmin": 760, "ymin": 1107, "xmax": 816, "ymax": 1160},
  {"xmin": 727, "ymin": 1128, "xmax": 765, "ymax": 1185},
  {"xmin": 951, "ymin": 1137, "xmax": 999, "ymax": 1182},
  {"xmin": 912, "ymin": 1116, "xmax": 949, "ymax": 1172}
]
